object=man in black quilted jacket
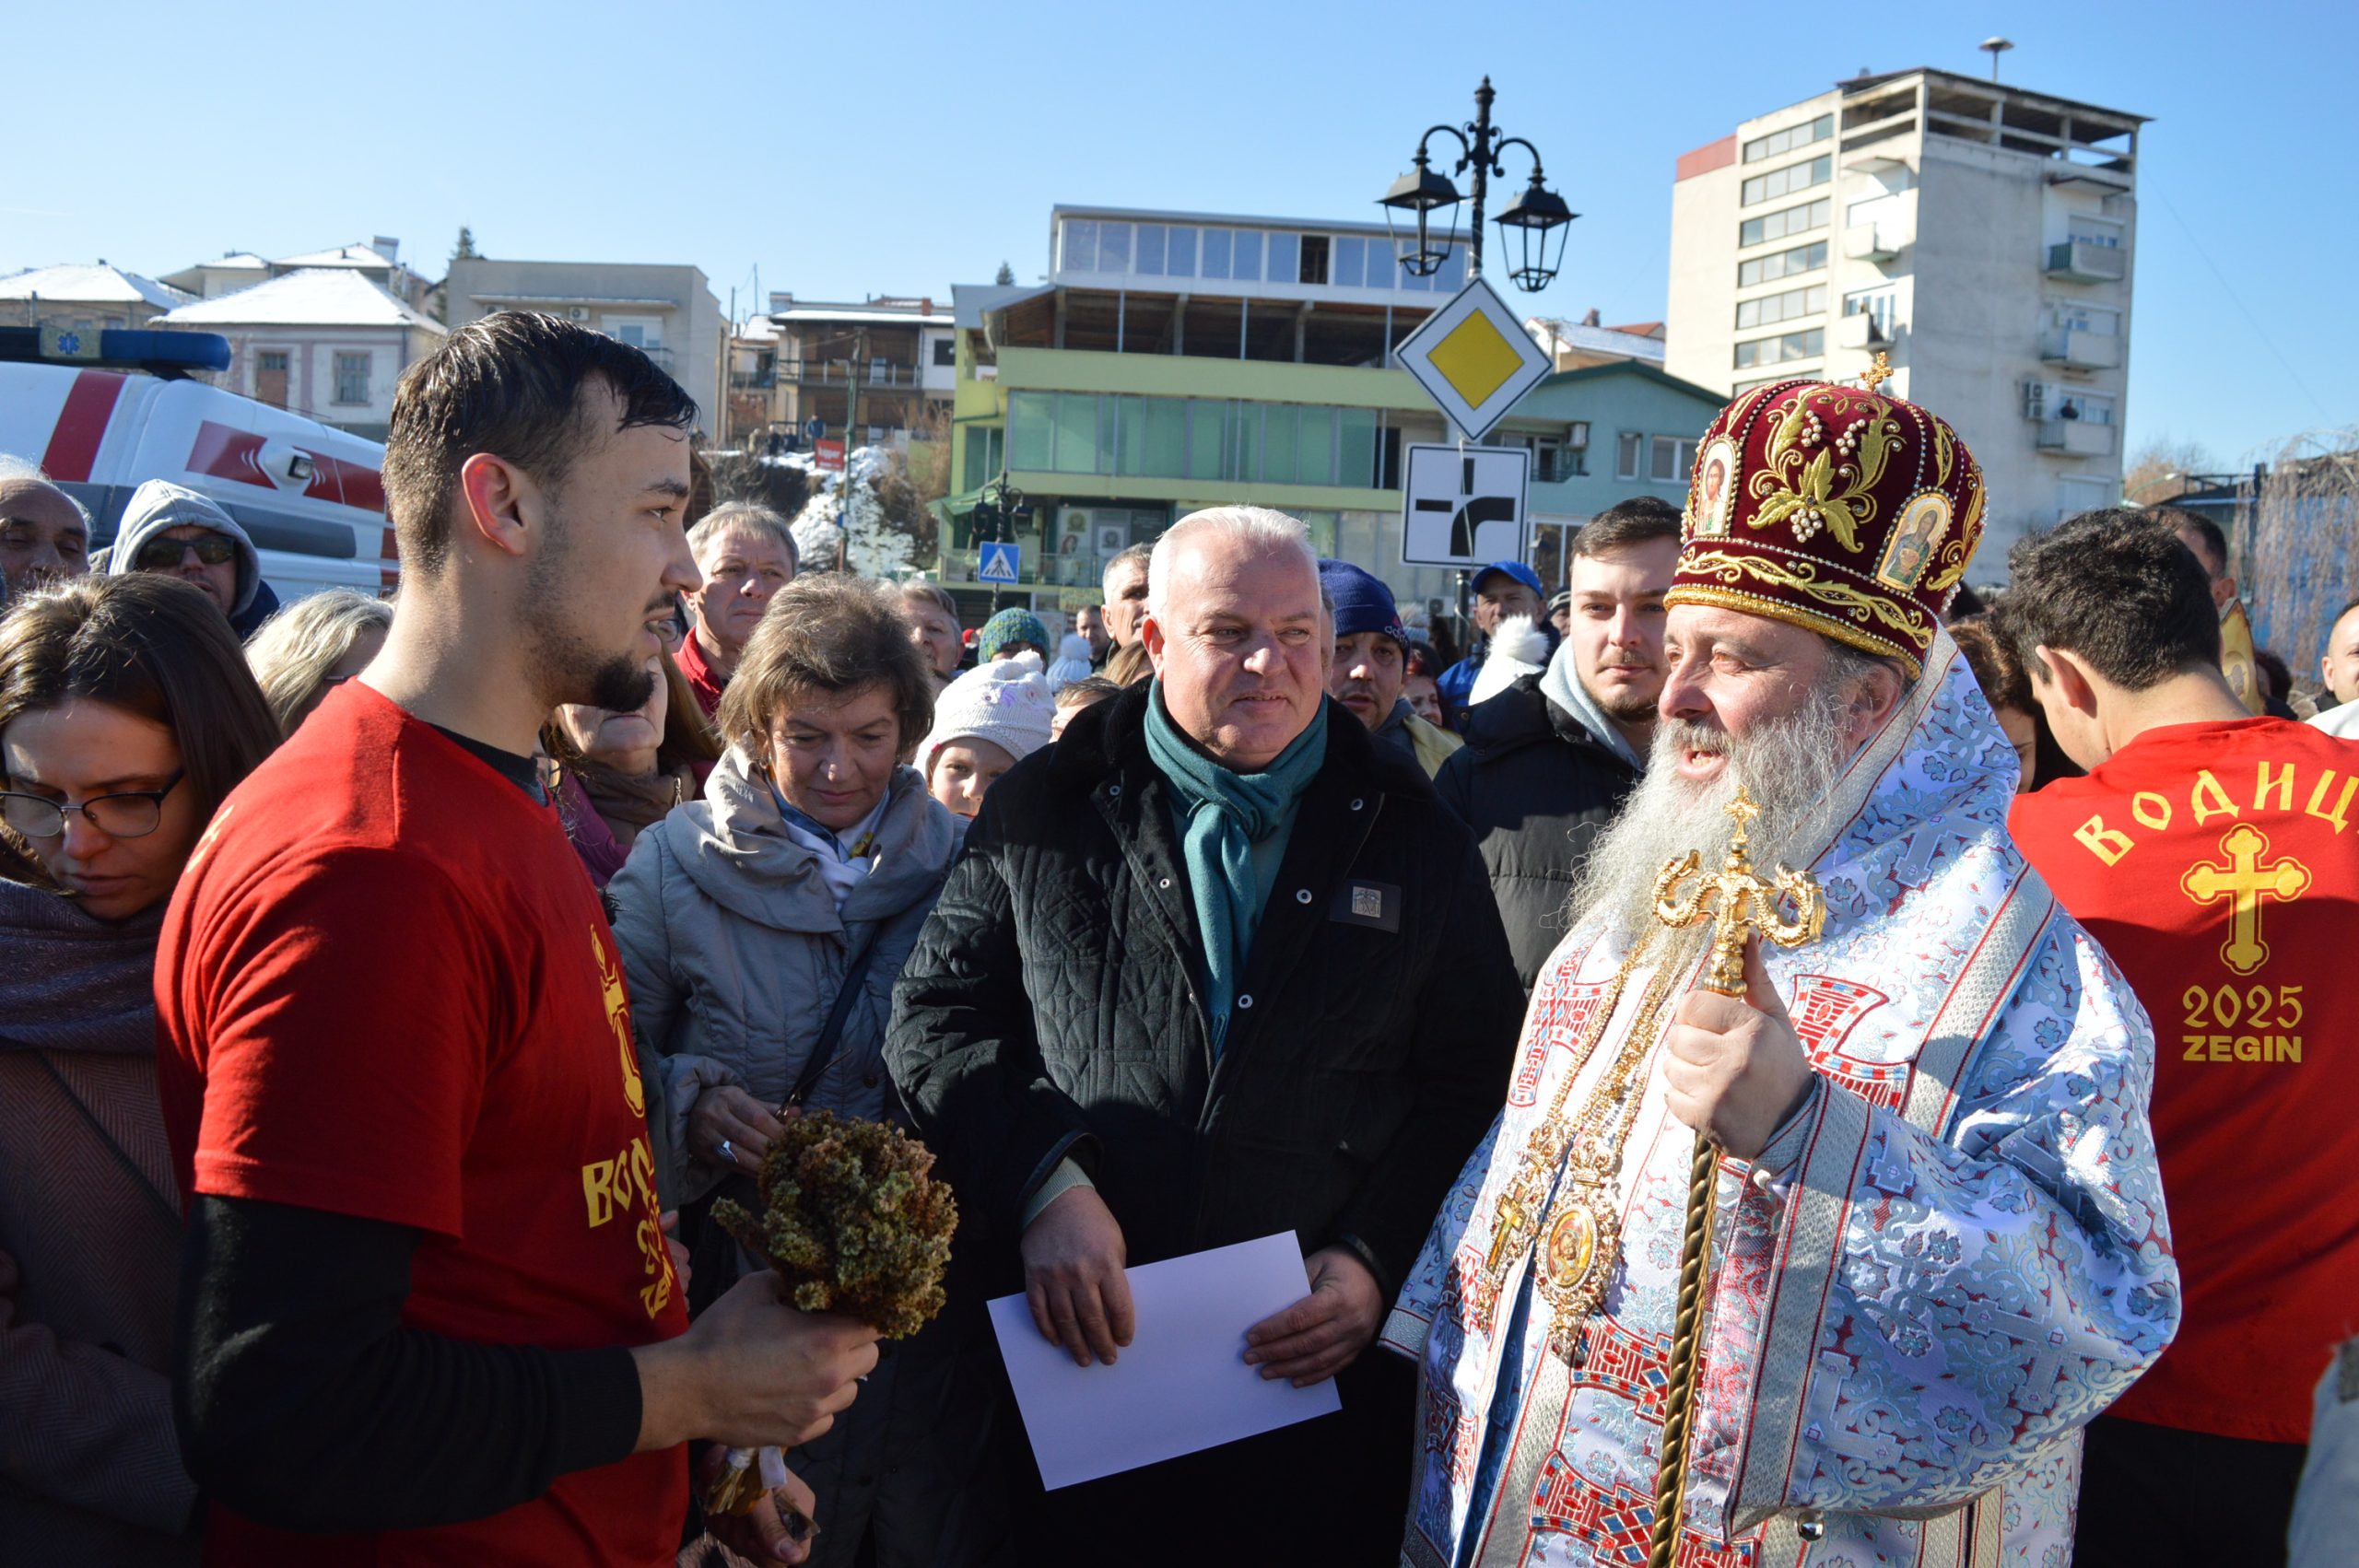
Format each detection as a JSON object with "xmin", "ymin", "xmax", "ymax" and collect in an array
[
  {"xmin": 1436, "ymin": 497, "xmax": 1679, "ymax": 991},
  {"xmin": 887, "ymin": 505, "xmax": 1522, "ymax": 1567}
]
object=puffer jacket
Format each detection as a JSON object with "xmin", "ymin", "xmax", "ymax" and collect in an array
[
  {"xmin": 606, "ymin": 745, "xmax": 964, "ymax": 1205},
  {"xmin": 1434, "ymin": 665, "xmax": 1640, "ymax": 993},
  {"xmin": 886, "ymin": 683, "xmax": 1523, "ymax": 1296}
]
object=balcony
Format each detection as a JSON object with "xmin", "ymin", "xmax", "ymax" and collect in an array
[
  {"xmin": 2040, "ymin": 329, "xmax": 2124, "ymax": 370},
  {"xmin": 1843, "ymin": 222, "xmax": 1902, "ymax": 263},
  {"xmin": 729, "ymin": 369, "xmax": 777, "ymax": 390},
  {"xmin": 2045, "ymin": 240, "xmax": 2126, "ymax": 283},
  {"xmin": 1833, "ymin": 311, "xmax": 1889, "ymax": 351},
  {"xmin": 779, "ymin": 358, "xmax": 929, "ymax": 389},
  {"xmin": 2036, "ymin": 418, "xmax": 2117, "ymax": 456}
]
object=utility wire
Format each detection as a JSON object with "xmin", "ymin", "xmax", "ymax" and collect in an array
[{"xmin": 2159, "ymin": 189, "xmax": 2330, "ymax": 423}]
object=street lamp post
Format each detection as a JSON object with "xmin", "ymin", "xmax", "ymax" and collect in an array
[
  {"xmin": 1377, "ymin": 77, "xmax": 1579, "ymax": 652},
  {"xmin": 1379, "ymin": 76, "xmax": 1576, "ymax": 292}
]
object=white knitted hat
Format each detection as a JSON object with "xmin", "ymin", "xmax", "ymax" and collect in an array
[
  {"xmin": 919, "ymin": 651, "xmax": 1056, "ymax": 775},
  {"xmin": 1044, "ymin": 632, "xmax": 1095, "ymax": 691}
]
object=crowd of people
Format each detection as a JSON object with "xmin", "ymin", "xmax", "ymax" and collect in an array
[{"xmin": 0, "ymin": 313, "xmax": 2353, "ymax": 1568}]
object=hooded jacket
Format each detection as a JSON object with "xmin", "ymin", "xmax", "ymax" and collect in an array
[
  {"xmin": 106, "ymin": 481, "xmax": 266, "ymax": 629},
  {"xmin": 605, "ymin": 745, "xmax": 965, "ymax": 1206},
  {"xmin": 1433, "ymin": 638, "xmax": 1643, "ymax": 992},
  {"xmin": 0, "ymin": 878, "xmax": 198, "ymax": 1564}
]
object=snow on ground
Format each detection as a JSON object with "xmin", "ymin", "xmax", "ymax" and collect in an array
[{"xmin": 783, "ymin": 444, "xmax": 917, "ymax": 580}]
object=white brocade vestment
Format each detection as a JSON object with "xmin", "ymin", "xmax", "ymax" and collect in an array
[{"xmin": 1383, "ymin": 630, "xmax": 2180, "ymax": 1568}]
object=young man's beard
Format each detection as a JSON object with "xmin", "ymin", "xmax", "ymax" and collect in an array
[
  {"xmin": 522, "ymin": 511, "xmax": 659, "ymax": 716},
  {"xmin": 1565, "ymin": 670, "xmax": 1856, "ymax": 978}
]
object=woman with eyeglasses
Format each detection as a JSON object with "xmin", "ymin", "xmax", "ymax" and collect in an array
[
  {"xmin": 0, "ymin": 573, "xmax": 280, "ymax": 1564},
  {"xmin": 242, "ymin": 587, "xmax": 394, "ymax": 736}
]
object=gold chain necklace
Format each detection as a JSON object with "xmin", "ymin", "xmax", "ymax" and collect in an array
[{"xmin": 1481, "ymin": 933, "xmax": 1686, "ymax": 1363}]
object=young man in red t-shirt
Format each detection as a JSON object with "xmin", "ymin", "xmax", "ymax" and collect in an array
[
  {"xmin": 156, "ymin": 313, "xmax": 878, "ymax": 1567},
  {"xmin": 2001, "ymin": 509, "xmax": 2359, "ymax": 1567}
]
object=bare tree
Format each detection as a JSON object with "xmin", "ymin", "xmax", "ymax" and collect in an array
[
  {"xmin": 2242, "ymin": 427, "xmax": 2359, "ymax": 672},
  {"xmin": 2123, "ymin": 435, "xmax": 2218, "ymax": 505}
]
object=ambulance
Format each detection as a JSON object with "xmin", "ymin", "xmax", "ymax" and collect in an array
[{"xmin": 0, "ymin": 327, "xmax": 398, "ymax": 601}]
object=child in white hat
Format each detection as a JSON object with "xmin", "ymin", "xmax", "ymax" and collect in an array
[{"xmin": 918, "ymin": 651, "xmax": 1055, "ymax": 819}]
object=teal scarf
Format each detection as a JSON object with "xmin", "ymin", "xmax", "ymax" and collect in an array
[{"xmin": 1142, "ymin": 681, "xmax": 1328, "ymax": 1054}]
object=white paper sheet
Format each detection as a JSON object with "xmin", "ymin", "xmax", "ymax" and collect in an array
[{"xmin": 986, "ymin": 1231, "xmax": 1344, "ymax": 1490}]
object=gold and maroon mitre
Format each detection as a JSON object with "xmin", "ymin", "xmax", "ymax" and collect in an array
[{"xmin": 1664, "ymin": 358, "xmax": 1985, "ymax": 678}]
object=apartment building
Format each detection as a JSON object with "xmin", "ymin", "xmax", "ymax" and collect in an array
[
  {"xmin": 1665, "ymin": 68, "xmax": 2145, "ymax": 563},
  {"xmin": 444, "ymin": 258, "xmax": 725, "ymax": 435},
  {"xmin": 727, "ymin": 295, "xmax": 956, "ymax": 449}
]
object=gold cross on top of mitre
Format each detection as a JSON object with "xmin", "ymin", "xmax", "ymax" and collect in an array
[
  {"xmin": 1652, "ymin": 787, "xmax": 1827, "ymax": 998},
  {"xmin": 1860, "ymin": 351, "xmax": 1895, "ymax": 395}
]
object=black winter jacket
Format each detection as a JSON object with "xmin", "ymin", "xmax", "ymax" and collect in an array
[
  {"xmin": 886, "ymin": 685, "xmax": 1522, "ymax": 1296},
  {"xmin": 1434, "ymin": 674, "xmax": 1641, "ymax": 993}
]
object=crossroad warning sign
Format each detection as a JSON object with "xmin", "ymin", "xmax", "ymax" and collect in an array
[
  {"xmin": 1391, "ymin": 275, "xmax": 1554, "ymax": 442},
  {"xmin": 1401, "ymin": 443, "xmax": 1531, "ymax": 569}
]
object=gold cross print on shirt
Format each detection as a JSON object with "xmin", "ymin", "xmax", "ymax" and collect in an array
[
  {"xmin": 1652, "ymin": 789, "xmax": 1828, "ymax": 997},
  {"xmin": 2181, "ymin": 823, "xmax": 2311, "ymax": 977}
]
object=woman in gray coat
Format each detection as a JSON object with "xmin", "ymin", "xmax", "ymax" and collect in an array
[{"xmin": 607, "ymin": 574, "xmax": 969, "ymax": 1568}]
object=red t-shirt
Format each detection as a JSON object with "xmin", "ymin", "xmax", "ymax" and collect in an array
[
  {"xmin": 155, "ymin": 683, "xmax": 689, "ymax": 1564},
  {"xmin": 2012, "ymin": 717, "xmax": 2359, "ymax": 1443}
]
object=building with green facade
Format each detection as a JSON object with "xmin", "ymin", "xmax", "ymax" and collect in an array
[{"xmin": 936, "ymin": 205, "xmax": 1726, "ymax": 626}]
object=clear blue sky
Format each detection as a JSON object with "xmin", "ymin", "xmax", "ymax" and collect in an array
[{"xmin": 11, "ymin": 0, "xmax": 2352, "ymax": 466}]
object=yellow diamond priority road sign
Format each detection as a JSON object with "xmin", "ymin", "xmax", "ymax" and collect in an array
[{"xmin": 1391, "ymin": 275, "xmax": 1554, "ymax": 442}]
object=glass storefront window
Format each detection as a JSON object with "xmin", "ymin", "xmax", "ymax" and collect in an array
[
  {"xmin": 1338, "ymin": 408, "xmax": 1377, "ymax": 487},
  {"xmin": 1053, "ymin": 392, "xmax": 1097, "ymax": 474},
  {"xmin": 1008, "ymin": 391, "xmax": 1053, "ymax": 470},
  {"xmin": 1186, "ymin": 400, "xmax": 1226, "ymax": 480}
]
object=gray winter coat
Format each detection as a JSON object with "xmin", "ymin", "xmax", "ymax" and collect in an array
[{"xmin": 606, "ymin": 745, "xmax": 964, "ymax": 1205}]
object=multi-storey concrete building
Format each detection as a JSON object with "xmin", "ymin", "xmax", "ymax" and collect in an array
[
  {"xmin": 1665, "ymin": 68, "xmax": 2145, "ymax": 564},
  {"xmin": 443, "ymin": 258, "xmax": 725, "ymax": 437},
  {"xmin": 933, "ymin": 205, "xmax": 1722, "ymax": 625}
]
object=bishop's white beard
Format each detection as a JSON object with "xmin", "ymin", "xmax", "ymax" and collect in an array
[{"xmin": 1567, "ymin": 674, "xmax": 1858, "ymax": 979}]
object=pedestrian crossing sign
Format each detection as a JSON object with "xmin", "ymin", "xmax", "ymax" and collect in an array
[
  {"xmin": 1391, "ymin": 275, "xmax": 1554, "ymax": 442},
  {"xmin": 979, "ymin": 542, "xmax": 1021, "ymax": 583}
]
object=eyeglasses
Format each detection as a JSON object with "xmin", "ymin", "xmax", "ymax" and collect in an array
[
  {"xmin": 0, "ymin": 769, "xmax": 186, "ymax": 839},
  {"xmin": 135, "ymin": 534, "xmax": 239, "ymax": 571}
]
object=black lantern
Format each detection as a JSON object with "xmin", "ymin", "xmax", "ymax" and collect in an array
[
  {"xmin": 1379, "ymin": 78, "xmax": 1572, "ymax": 295},
  {"xmin": 1379, "ymin": 151, "xmax": 1463, "ymax": 279},
  {"xmin": 1494, "ymin": 171, "xmax": 1577, "ymax": 291}
]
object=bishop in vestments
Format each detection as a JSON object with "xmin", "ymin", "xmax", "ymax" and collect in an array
[{"xmin": 1385, "ymin": 371, "xmax": 2179, "ymax": 1567}]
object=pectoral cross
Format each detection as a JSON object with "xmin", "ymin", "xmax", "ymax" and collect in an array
[
  {"xmin": 1485, "ymin": 1192, "xmax": 1529, "ymax": 1273},
  {"xmin": 1652, "ymin": 788, "xmax": 1828, "ymax": 997},
  {"xmin": 2182, "ymin": 823, "xmax": 2311, "ymax": 977}
]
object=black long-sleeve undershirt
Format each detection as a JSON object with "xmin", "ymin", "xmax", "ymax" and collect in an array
[{"xmin": 173, "ymin": 1194, "xmax": 646, "ymax": 1534}]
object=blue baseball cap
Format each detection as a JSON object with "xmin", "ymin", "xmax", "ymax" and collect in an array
[{"xmin": 1472, "ymin": 560, "xmax": 1544, "ymax": 598}]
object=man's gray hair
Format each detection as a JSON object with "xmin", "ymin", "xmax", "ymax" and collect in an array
[
  {"xmin": 0, "ymin": 452, "xmax": 93, "ymax": 528},
  {"xmin": 687, "ymin": 500, "xmax": 799, "ymax": 569},
  {"xmin": 1102, "ymin": 541, "xmax": 1153, "ymax": 596},
  {"xmin": 1146, "ymin": 507, "xmax": 1317, "ymax": 616}
]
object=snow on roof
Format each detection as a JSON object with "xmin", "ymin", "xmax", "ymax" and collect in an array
[
  {"xmin": 156, "ymin": 268, "xmax": 445, "ymax": 332},
  {"xmin": 205, "ymin": 252, "xmax": 271, "ymax": 271},
  {"xmin": 273, "ymin": 241, "xmax": 398, "ymax": 270},
  {"xmin": 0, "ymin": 263, "xmax": 195, "ymax": 310}
]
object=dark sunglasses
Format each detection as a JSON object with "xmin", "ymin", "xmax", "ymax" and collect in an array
[{"xmin": 135, "ymin": 534, "xmax": 239, "ymax": 570}]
